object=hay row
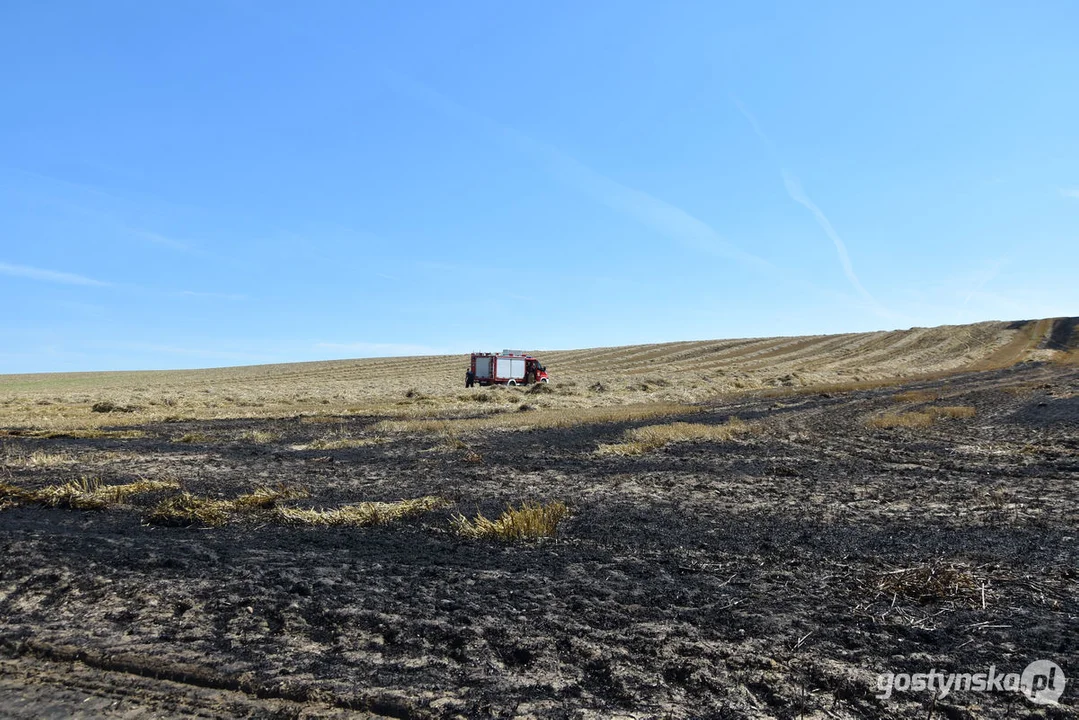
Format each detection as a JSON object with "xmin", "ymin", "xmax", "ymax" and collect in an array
[
  {"xmin": 2, "ymin": 479, "xmax": 569, "ymax": 541},
  {"xmin": 1, "ymin": 478, "xmax": 179, "ymax": 510}
]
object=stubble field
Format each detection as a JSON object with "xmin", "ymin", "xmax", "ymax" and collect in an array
[{"xmin": 0, "ymin": 318, "xmax": 1076, "ymax": 719}]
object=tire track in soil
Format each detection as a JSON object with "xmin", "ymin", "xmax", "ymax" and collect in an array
[
  {"xmin": 968, "ymin": 318, "xmax": 1053, "ymax": 371},
  {"xmin": 0, "ymin": 655, "xmax": 370, "ymax": 719}
]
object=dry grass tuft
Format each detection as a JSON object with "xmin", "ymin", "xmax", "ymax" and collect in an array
[
  {"xmin": 147, "ymin": 484, "xmax": 310, "ymax": 524},
  {"xmin": 0, "ymin": 481, "xmax": 30, "ymax": 498},
  {"xmin": 91, "ymin": 401, "xmax": 138, "ymax": 413},
  {"xmin": 868, "ymin": 411, "xmax": 936, "ymax": 429},
  {"xmin": 96, "ymin": 478, "xmax": 181, "ymax": 501},
  {"xmin": 231, "ymin": 484, "xmax": 309, "ymax": 511},
  {"xmin": 429, "ymin": 431, "xmax": 484, "ymax": 462},
  {"xmin": 460, "ymin": 392, "xmax": 495, "ymax": 403},
  {"xmin": 303, "ymin": 434, "xmax": 387, "ymax": 450},
  {"xmin": 145, "ymin": 492, "xmax": 233, "ymax": 526},
  {"xmin": 0, "ymin": 429, "xmax": 144, "ymax": 440},
  {"xmin": 377, "ymin": 402, "xmax": 700, "ymax": 435},
  {"xmin": 597, "ymin": 418, "xmax": 756, "ymax": 456},
  {"xmin": 298, "ymin": 415, "xmax": 347, "ymax": 424},
  {"xmin": 272, "ymin": 495, "xmax": 448, "ymax": 527},
  {"xmin": 870, "ymin": 562, "xmax": 982, "ymax": 604},
  {"xmin": 892, "ymin": 389, "xmax": 939, "ymax": 403},
  {"xmin": 21, "ymin": 477, "xmax": 179, "ymax": 510},
  {"xmin": 437, "ymin": 434, "xmax": 467, "ymax": 451},
  {"xmin": 27, "ymin": 449, "xmax": 74, "ymax": 467},
  {"xmin": 29, "ymin": 478, "xmax": 111, "ymax": 509},
  {"xmin": 1, "ymin": 447, "xmax": 75, "ymax": 468},
  {"xmin": 453, "ymin": 500, "xmax": 568, "ymax": 541},
  {"xmin": 237, "ymin": 429, "xmax": 279, "ymax": 444},
  {"xmin": 0, "ymin": 481, "xmax": 33, "ymax": 508},
  {"xmin": 447, "ymin": 435, "xmax": 484, "ymax": 462},
  {"xmin": 20, "ymin": 479, "xmax": 439, "ymax": 527},
  {"xmin": 868, "ymin": 406, "xmax": 976, "ymax": 428}
]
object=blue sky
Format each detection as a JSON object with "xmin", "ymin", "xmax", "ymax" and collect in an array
[{"xmin": 2, "ymin": 1, "xmax": 1077, "ymax": 373}]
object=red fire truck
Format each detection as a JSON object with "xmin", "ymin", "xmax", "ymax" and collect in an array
[{"xmin": 471, "ymin": 350, "xmax": 549, "ymax": 386}]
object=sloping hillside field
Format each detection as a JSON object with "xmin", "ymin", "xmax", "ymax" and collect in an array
[
  {"xmin": 0, "ymin": 318, "xmax": 1076, "ymax": 718},
  {"xmin": 0, "ymin": 319, "xmax": 1068, "ymax": 433}
]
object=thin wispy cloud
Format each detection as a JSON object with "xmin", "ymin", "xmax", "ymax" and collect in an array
[
  {"xmin": 0, "ymin": 260, "xmax": 244, "ymax": 302},
  {"xmin": 543, "ymin": 148, "xmax": 775, "ymax": 271},
  {"xmin": 383, "ymin": 72, "xmax": 774, "ymax": 272},
  {"xmin": 2, "ymin": 168, "xmax": 210, "ymax": 261},
  {"xmin": 781, "ymin": 170, "xmax": 876, "ymax": 306},
  {"xmin": 0, "ymin": 165, "xmax": 120, "ymax": 202},
  {"xmin": 1060, "ymin": 187, "xmax": 1079, "ymax": 200},
  {"xmin": 0, "ymin": 262, "xmax": 111, "ymax": 287},
  {"xmin": 176, "ymin": 290, "xmax": 247, "ymax": 300},
  {"xmin": 961, "ymin": 259, "xmax": 1007, "ymax": 308},
  {"xmin": 132, "ymin": 229, "xmax": 192, "ymax": 252},
  {"xmin": 732, "ymin": 96, "xmax": 886, "ymax": 312},
  {"xmin": 730, "ymin": 97, "xmax": 780, "ymax": 162}
]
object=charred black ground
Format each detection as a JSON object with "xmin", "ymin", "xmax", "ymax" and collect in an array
[{"xmin": 1, "ymin": 362, "xmax": 1076, "ymax": 719}]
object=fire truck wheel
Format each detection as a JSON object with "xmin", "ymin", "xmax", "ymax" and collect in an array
[
  {"xmin": 541, "ymin": 378, "xmax": 549, "ymax": 383},
  {"xmin": 506, "ymin": 380, "xmax": 517, "ymax": 386}
]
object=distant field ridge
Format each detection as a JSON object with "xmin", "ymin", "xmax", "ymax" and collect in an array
[{"xmin": 0, "ymin": 317, "xmax": 1074, "ymax": 431}]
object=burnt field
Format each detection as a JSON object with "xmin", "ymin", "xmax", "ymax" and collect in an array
[{"xmin": 0, "ymin": 362, "xmax": 1076, "ymax": 719}]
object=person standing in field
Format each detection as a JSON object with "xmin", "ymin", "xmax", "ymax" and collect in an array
[{"xmin": 465, "ymin": 368, "xmax": 475, "ymax": 388}]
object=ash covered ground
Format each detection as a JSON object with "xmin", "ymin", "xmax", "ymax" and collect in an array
[{"xmin": 1, "ymin": 363, "xmax": 1076, "ymax": 719}]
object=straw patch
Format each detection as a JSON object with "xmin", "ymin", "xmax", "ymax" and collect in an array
[
  {"xmin": 596, "ymin": 418, "xmax": 756, "ymax": 456},
  {"xmin": 272, "ymin": 496, "xmax": 448, "ymax": 527},
  {"xmin": 453, "ymin": 501, "xmax": 568, "ymax": 541}
]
